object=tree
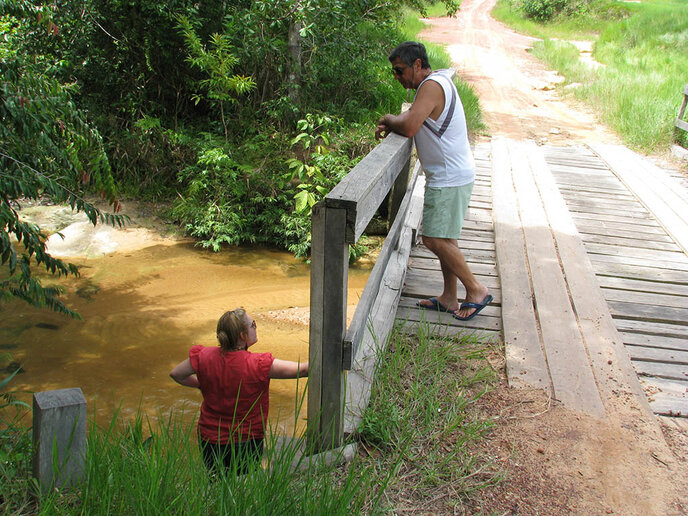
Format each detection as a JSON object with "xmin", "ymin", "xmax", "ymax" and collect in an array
[{"xmin": 1, "ymin": 5, "xmax": 125, "ymax": 317}]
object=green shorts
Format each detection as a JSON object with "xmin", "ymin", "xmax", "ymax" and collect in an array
[{"xmin": 422, "ymin": 182, "xmax": 474, "ymax": 239}]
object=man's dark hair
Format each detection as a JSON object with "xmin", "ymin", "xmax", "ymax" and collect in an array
[{"xmin": 388, "ymin": 41, "xmax": 431, "ymax": 69}]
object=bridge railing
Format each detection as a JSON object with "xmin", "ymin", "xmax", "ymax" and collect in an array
[{"xmin": 307, "ymin": 123, "xmax": 426, "ymax": 451}]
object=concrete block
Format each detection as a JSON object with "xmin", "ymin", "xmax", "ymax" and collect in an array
[{"xmin": 32, "ymin": 388, "xmax": 87, "ymax": 493}]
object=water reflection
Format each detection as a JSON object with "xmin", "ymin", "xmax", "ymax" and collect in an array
[{"xmin": 2, "ymin": 241, "xmax": 371, "ymax": 437}]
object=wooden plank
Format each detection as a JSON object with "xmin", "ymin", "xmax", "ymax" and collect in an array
[
  {"xmin": 597, "ymin": 275, "xmax": 688, "ymax": 297},
  {"xmin": 633, "ymin": 361, "xmax": 688, "ymax": 382},
  {"xmin": 620, "ymin": 332, "xmax": 688, "ymax": 352},
  {"xmin": 581, "ymin": 232, "xmax": 678, "ymax": 250},
  {"xmin": 403, "ymin": 277, "xmax": 503, "ymax": 304},
  {"xmin": 344, "ymin": 160, "xmax": 423, "ymax": 367},
  {"xmin": 345, "ymin": 226, "xmax": 416, "ymax": 433},
  {"xmin": 614, "ymin": 319, "xmax": 688, "ymax": 339},
  {"xmin": 591, "ymin": 261, "xmax": 688, "ymax": 282},
  {"xmin": 576, "ymin": 224, "xmax": 681, "ymax": 245},
  {"xmin": 326, "ymin": 132, "xmax": 413, "ymax": 243},
  {"xmin": 603, "ymin": 288, "xmax": 688, "ymax": 310},
  {"xmin": 588, "ymin": 251, "xmax": 688, "ymax": 272},
  {"xmin": 411, "ymin": 240, "xmax": 496, "ymax": 256},
  {"xmin": 409, "ymin": 247, "xmax": 496, "ymax": 263},
  {"xmin": 395, "ymin": 318, "xmax": 500, "ymax": 343},
  {"xmin": 408, "ymin": 257, "xmax": 497, "ymax": 276},
  {"xmin": 308, "ymin": 204, "xmax": 348, "ymax": 450},
  {"xmin": 642, "ymin": 376, "xmax": 688, "ymax": 418},
  {"xmin": 607, "ymin": 300, "xmax": 688, "ymax": 324},
  {"xmin": 584, "ymin": 241, "xmax": 688, "ymax": 265},
  {"xmin": 530, "ymin": 141, "xmax": 652, "ymax": 417},
  {"xmin": 491, "ymin": 137, "xmax": 550, "ymax": 393},
  {"xmin": 396, "ymin": 301, "xmax": 502, "ymax": 332},
  {"xmin": 572, "ymin": 211, "xmax": 661, "ymax": 228},
  {"xmin": 649, "ymin": 398, "xmax": 688, "ymax": 417},
  {"xmin": 509, "ymin": 139, "xmax": 604, "ymax": 415},
  {"xmin": 589, "ymin": 143, "xmax": 688, "ymax": 256},
  {"xmin": 640, "ymin": 376, "xmax": 688, "ymax": 398},
  {"xmin": 675, "ymin": 118, "xmax": 688, "ymax": 133},
  {"xmin": 626, "ymin": 345, "xmax": 688, "ymax": 365}
]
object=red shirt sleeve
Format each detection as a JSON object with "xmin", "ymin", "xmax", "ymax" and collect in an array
[
  {"xmin": 256, "ymin": 352, "xmax": 275, "ymax": 380},
  {"xmin": 189, "ymin": 344, "xmax": 204, "ymax": 372}
]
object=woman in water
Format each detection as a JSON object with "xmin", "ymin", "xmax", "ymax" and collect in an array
[{"xmin": 170, "ymin": 308, "xmax": 308, "ymax": 474}]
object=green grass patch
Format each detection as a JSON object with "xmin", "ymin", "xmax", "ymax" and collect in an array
[
  {"xmin": 493, "ymin": 0, "xmax": 688, "ymax": 152},
  {"xmin": 356, "ymin": 323, "xmax": 500, "ymax": 512}
]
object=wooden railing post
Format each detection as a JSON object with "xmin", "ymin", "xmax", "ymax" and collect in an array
[
  {"xmin": 33, "ymin": 388, "xmax": 87, "ymax": 494},
  {"xmin": 389, "ymin": 155, "xmax": 411, "ymax": 225},
  {"xmin": 307, "ymin": 202, "xmax": 348, "ymax": 451}
]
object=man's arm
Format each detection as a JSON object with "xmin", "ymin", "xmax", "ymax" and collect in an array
[{"xmin": 376, "ymin": 80, "xmax": 444, "ymax": 139}]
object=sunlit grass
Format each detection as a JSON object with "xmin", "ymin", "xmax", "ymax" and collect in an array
[
  {"xmin": 356, "ymin": 323, "xmax": 501, "ymax": 511},
  {"xmin": 493, "ymin": 0, "xmax": 688, "ymax": 152}
]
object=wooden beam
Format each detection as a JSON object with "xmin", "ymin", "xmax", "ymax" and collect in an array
[
  {"xmin": 491, "ymin": 137, "xmax": 550, "ymax": 392},
  {"xmin": 343, "ymin": 160, "xmax": 422, "ymax": 368},
  {"xmin": 307, "ymin": 203, "xmax": 348, "ymax": 450},
  {"xmin": 326, "ymin": 134, "xmax": 413, "ymax": 243}
]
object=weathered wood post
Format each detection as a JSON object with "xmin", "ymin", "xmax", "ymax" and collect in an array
[
  {"xmin": 307, "ymin": 203, "xmax": 349, "ymax": 451},
  {"xmin": 33, "ymin": 388, "xmax": 87, "ymax": 493}
]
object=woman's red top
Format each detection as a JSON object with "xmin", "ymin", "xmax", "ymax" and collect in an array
[{"xmin": 189, "ymin": 345, "xmax": 274, "ymax": 444}]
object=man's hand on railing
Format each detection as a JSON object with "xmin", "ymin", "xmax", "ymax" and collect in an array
[{"xmin": 375, "ymin": 116, "xmax": 391, "ymax": 140}]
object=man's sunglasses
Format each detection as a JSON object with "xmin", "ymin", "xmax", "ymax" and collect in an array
[{"xmin": 391, "ymin": 66, "xmax": 408, "ymax": 76}]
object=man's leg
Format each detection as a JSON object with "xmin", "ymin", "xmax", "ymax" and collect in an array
[{"xmin": 422, "ymin": 235, "xmax": 489, "ymax": 319}]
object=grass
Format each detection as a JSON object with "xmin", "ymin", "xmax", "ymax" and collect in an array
[
  {"xmin": 1, "ymin": 324, "xmax": 500, "ymax": 515},
  {"xmin": 493, "ymin": 0, "xmax": 688, "ymax": 152},
  {"xmin": 355, "ymin": 323, "xmax": 501, "ymax": 512}
]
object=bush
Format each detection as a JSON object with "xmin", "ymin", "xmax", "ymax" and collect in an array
[{"xmin": 522, "ymin": 0, "xmax": 566, "ymax": 21}]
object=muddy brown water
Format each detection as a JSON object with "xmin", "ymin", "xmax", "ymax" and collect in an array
[{"xmin": 2, "ymin": 241, "xmax": 371, "ymax": 437}]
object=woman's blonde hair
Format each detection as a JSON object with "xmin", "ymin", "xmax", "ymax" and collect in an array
[{"xmin": 216, "ymin": 308, "xmax": 248, "ymax": 352}]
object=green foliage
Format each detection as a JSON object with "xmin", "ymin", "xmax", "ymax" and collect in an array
[
  {"xmin": 176, "ymin": 15, "xmax": 256, "ymax": 139},
  {"xmin": 500, "ymin": 0, "xmax": 632, "ymax": 26},
  {"xmin": 522, "ymin": 0, "xmax": 566, "ymax": 21},
  {"xmin": 171, "ymin": 115, "xmax": 369, "ymax": 258},
  {"xmin": 514, "ymin": 0, "xmax": 688, "ymax": 152},
  {"xmin": 0, "ymin": 5, "xmax": 126, "ymax": 316},
  {"xmin": 358, "ymin": 325, "xmax": 499, "ymax": 499},
  {"xmin": 0, "ymin": 353, "xmax": 34, "ymax": 515},
  {"xmin": 1, "ymin": 399, "xmax": 395, "ymax": 514}
]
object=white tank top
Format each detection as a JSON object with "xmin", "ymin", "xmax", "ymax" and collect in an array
[{"xmin": 413, "ymin": 70, "xmax": 475, "ymax": 187}]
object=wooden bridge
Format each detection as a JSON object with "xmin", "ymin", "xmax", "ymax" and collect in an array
[{"xmin": 307, "ymin": 131, "xmax": 688, "ymax": 452}]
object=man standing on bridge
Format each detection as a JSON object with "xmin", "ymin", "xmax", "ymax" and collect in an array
[{"xmin": 375, "ymin": 41, "xmax": 492, "ymax": 321}]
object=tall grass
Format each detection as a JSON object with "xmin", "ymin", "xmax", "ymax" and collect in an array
[
  {"xmin": 2, "ymin": 406, "xmax": 389, "ymax": 515},
  {"xmin": 355, "ymin": 322, "xmax": 500, "ymax": 512},
  {"xmin": 495, "ymin": 0, "xmax": 688, "ymax": 152}
]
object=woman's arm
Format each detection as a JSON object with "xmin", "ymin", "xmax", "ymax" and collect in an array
[
  {"xmin": 170, "ymin": 358, "xmax": 200, "ymax": 388},
  {"xmin": 269, "ymin": 359, "xmax": 309, "ymax": 380}
]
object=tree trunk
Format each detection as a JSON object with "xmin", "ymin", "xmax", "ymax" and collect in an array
[{"xmin": 288, "ymin": 20, "xmax": 302, "ymax": 103}]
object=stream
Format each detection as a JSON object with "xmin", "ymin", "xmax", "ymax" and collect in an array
[{"xmin": 2, "ymin": 203, "xmax": 372, "ymax": 437}]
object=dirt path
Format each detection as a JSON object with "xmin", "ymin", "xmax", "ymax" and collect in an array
[
  {"xmin": 420, "ymin": 0, "xmax": 620, "ymax": 144},
  {"xmin": 418, "ymin": 3, "xmax": 688, "ymax": 514}
]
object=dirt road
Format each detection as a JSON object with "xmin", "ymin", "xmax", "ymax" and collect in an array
[
  {"xmin": 418, "ymin": 2, "xmax": 688, "ymax": 514},
  {"xmin": 420, "ymin": 0, "xmax": 620, "ymax": 144}
]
